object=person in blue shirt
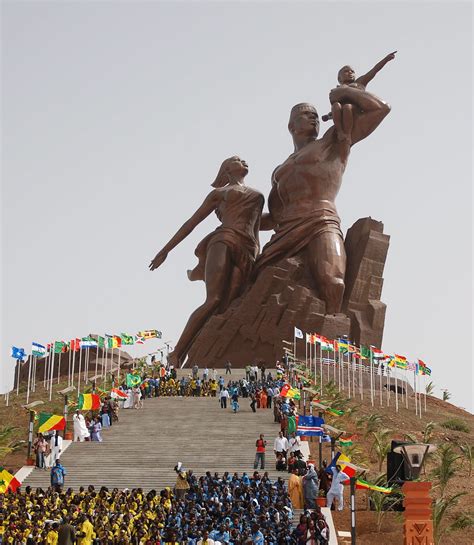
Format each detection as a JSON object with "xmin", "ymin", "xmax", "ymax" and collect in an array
[
  {"xmin": 251, "ymin": 523, "xmax": 265, "ymax": 545},
  {"xmin": 50, "ymin": 459, "xmax": 67, "ymax": 492}
]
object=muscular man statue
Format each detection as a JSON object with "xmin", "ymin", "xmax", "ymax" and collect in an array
[{"xmin": 257, "ymin": 85, "xmax": 392, "ymax": 314}]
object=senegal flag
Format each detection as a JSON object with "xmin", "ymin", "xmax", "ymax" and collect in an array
[
  {"xmin": 38, "ymin": 413, "xmax": 66, "ymax": 434},
  {"xmin": 0, "ymin": 467, "xmax": 20, "ymax": 493},
  {"xmin": 77, "ymin": 393, "xmax": 101, "ymax": 410},
  {"xmin": 126, "ymin": 373, "xmax": 141, "ymax": 388}
]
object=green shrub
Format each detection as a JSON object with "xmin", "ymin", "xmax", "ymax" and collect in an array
[{"xmin": 441, "ymin": 419, "xmax": 470, "ymax": 433}]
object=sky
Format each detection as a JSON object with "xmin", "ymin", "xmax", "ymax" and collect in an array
[{"xmin": 1, "ymin": 1, "xmax": 472, "ymax": 411}]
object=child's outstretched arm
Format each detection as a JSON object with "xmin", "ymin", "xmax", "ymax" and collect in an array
[{"xmin": 356, "ymin": 51, "xmax": 397, "ymax": 87}]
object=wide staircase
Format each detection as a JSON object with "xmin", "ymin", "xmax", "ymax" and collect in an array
[{"xmin": 23, "ymin": 369, "xmax": 284, "ymax": 491}]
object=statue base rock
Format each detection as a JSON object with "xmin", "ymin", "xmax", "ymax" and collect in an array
[{"xmin": 186, "ymin": 217, "xmax": 389, "ymax": 367}]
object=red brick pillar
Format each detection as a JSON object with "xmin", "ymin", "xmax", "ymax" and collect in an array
[{"xmin": 402, "ymin": 481, "xmax": 434, "ymax": 545}]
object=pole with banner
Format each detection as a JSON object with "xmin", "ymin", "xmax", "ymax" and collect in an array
[{"xmin": 350, "ymin": 476, "xmax": 357, "ymax": 545}]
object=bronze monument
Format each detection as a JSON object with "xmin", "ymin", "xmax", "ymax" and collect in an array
[
  {"xmin": 150, "ymin": 157, "xmax": 264, "ymax": 366},
  {"xmin": 150, "ymin": 55, "xmax": 395, "ymax": 366}
]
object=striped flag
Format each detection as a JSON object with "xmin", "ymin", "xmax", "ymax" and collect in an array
[
  {"xmin": 38, "ymin": 413, "xmax": 66, "ymax": 433},
  {"xmin": 77, "ymin": 393, "xmax": 101, "ymax": 410},
  {"xmin": 0, "ymin": 467, "xmax": 20, "ymax": 494},
  {"xmin": 296, "ymin": 415, "xmax": 324, "ymax": 437},
  {"xmin": 81, "ymin": 337, "xmax": 98, "ymax": 349},
  {"xmin": 31, "ymin": 342, "xmax": 47, "ymax": 358},
  {"xmin": 356, "ymin": 479, "xmax": 392, "ymax": 494}
]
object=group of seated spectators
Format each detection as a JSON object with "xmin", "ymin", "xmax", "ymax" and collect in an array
[{"xmin": 0, "ymin": 471, "xmax": 301, "ymax": 544}]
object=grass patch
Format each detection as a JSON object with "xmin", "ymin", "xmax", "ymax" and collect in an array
[{"xmin": 441, "ymin": 419, "xmax": 470, "ymax": 433}]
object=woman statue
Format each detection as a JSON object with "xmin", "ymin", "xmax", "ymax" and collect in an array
[{"xmin": 149, "ymin": 156, "xmax": 264, "ymax": 366}]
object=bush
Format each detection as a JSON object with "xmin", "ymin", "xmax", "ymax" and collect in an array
[{"xmin": 441, "ymin": 419, "xmax": 470, "ymax": 433}]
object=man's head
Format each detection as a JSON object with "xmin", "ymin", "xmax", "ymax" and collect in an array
[
  {"xmin": 278, "ymin": 431, "xmax": 283, "ymax": 438},
  {"xmin": 288, "ymin": 103, "xmax": 319, "ymax": 138}
]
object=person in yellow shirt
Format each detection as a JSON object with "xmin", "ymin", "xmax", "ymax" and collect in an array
[
  {"xmin": 46, "ymin": 522, "xmax": 59, "ymax": 545},
  {"xmin": 76, "ymin": 514, "xmax": 95, "ymax": 545}
]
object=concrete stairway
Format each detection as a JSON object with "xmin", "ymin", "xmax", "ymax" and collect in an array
[{"xmin": 23, "ymin": 370, "xmax": 285, "ymax": 491}]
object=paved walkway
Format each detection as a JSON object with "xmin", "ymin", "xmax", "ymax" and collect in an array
[{"xmin": 23, "ymin": 371, "xmax": 286, "ymax": 491}]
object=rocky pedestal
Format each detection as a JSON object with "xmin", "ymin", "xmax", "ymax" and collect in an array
[{"xmin": 186, "ymin": 217, "xmax": 389, "ymax": 367}]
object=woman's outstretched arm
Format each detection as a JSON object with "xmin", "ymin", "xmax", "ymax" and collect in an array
[{"xmin": 149, "ymin": 190, "xmax": 219, "ymax": 270}]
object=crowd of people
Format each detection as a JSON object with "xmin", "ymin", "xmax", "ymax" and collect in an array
[
  {"xmin": 10, "ymin": 361, "xmax": 334, "ymax": 544},
  {"xmin": 0, "ymin": 470, "xmax": 326, "ymax": 544}
]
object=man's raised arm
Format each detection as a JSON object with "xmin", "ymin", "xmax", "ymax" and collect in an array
[{"xmin": 329, "ymin": 86, "xmax": 391, "ymax": 146}]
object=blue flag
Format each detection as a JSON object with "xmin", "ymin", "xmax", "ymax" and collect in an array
[
  {"xmin": 296, "ymin": 415, "xmax": 325, "ymax": 436},
  {"xmin": 11, "ymin": 346, "xmax": 26, "ymax": 360}
]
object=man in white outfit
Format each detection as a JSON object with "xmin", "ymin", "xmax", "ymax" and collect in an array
[
  {"xmin": 49, "ymin": 431, "xmax": 63, "ymax": 465},
  {"xmin": 274, "ymin": 431, "xmax": 289, "ymax": 459},
  {"xmin": 326, "ymin": 464, "xmax": 350, "ymax": 511},
  {"xmin": 73, "ymin": 410, "xmax": 90, "ymax": 442}
]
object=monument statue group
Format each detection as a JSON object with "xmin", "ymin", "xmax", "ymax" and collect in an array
[{"xmin": 150, "ymin": 53, "xmax": 396, "ymax": 367}]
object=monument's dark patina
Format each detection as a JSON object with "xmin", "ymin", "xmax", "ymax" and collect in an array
[{"xmin": 151, "ymin": 55, "xmax": 395, "ymax": 366}]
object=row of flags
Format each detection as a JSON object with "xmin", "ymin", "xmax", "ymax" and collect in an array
[
  {"xmin": 11, "ymin": 330, "xmax": 162, "ymax": 361},
  {"xmin": 294, "ymin": 327, "xmax": 432, "ymax": 376}
]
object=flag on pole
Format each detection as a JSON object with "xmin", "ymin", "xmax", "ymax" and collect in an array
[
  {"xmin": 325, "ymin": 452, "xmax": 356, "ymax": 478},
  {"xmin": 61, "ymin": 342, "xmax": 70, "ymax": 353},
  {"xmin": 0, "ymin": 467, "xmax": 21, "ymax": 493},
  {"xmin": 31, "ymin": 342, "xmax": 47, "ymax": 358},
  {"xmin": 53, "ymin": 341, "xmax": 65, "ymax": 354},
  {"xmin": 294, "ymin": 327, "xmax": 304, "ymax": 339},
  {"xmin": 70, "ymin": 338, "xmax": 81, "ymax": 352},
  {"xmin": 306, "ymin": 333, "xmax": 315, "ymax": 345},
  {"xmin": 11, "ymin": 346, "xmax": 26, "ymax": 360},
  {"xmin": 38, "ymin": 413, "xmax": 66, "ymax": 433},
  {"xmin": 77, "ymin": 393, "xmax": 101, "ymax": 410},
  {"xmin": 134, "ymin": 335, "xmax": 145, "ymax": 344},
  {"xmin": 113, "ymin": 335, "xmax": 122, "ymax": 348},
  {"xmin": 110, "ymin": 388, "xmax": 128, "ymax": 399},
  {"xmin": 370, "ymin": 347, "xmax": 385, "ymax": 359},
  {"xmin": 126, "ymin": 373, "xmax": 141, "ymax": 388},
  {"xmin": 81, "ymin": 337, "xmax": 98, "ymax": 348},
  {"xmin": 296, "ymin": 415, "xmax": 324, "ymax": 436},
  {"xmin": 138, "ymin": 329, "xmax": 161, "ymax": 340},
  {"xmin": 97, "ymin": 336, "xmax": 105, "ymax": 349},
  {"xmin": 120, "ymin": 333, "xmax": 135, "ymax": 345},
  {"xmin": 356, "ymin": 479, "xmax": 392, "ymax": 494},
  {"xmin": 279, "ymin": 384, "xmax": 290, "ymax": 397},
  {"xmin": 337, "ymin": 338, "xmax": 349, "ymax": 353}
]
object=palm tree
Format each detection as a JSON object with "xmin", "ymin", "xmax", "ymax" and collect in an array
[
  {"xmin": 422, "ymin": 422, "xmax": 436, "ymax": 444},
  {"xmin": 459, "ymin": 444, "xmax": 473, "ymax": 477},
  {"xmin": 357, "ymin": 413, "xmax": 383, "ymax": 436},
  {"xmin": 372, "ymin": 429, "xmax": 392, "ymax": 472},
  {"xmin": 442, "ymin": 390, "xmax": 451, "ymax": 402},
  {"xmin": 431, "ymin": 444, "xmax": 461, "ymax": 497},
  {"xmin": 425, "ymin": 381, "xmax": 435, "ymax": 395},
  {"xmin": 433, "ymin": 493, "xmax": 466, "ymax": 545}
]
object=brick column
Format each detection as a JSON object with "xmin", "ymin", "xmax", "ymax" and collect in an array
[{"xmin": 402, "ymin": 481, "xmax": 434, "ymax": 545}]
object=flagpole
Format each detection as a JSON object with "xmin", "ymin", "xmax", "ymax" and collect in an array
[
  {"xmin": 395, "ymin": 369, "xmax": 399, "ymax": 413},
  {"xmin": 386, "ymin": 366, "xmax": 391, "ymax": 407},
  {"xmin": 359, "ymin": 354, "xmax": 363, "ymax": 400},
  {"xmin": 103, "ymin": 344, "xmax": 108, "ymax": 384},
  {"xmin": 379, "ymin": 361, "xmax": 383, "ymax": 407},
  {"xmin": 71, "ymin": 343, "xmax": 76, "ymax": 389},
  {"xmin": 424, "ymin": 374, "xmax": 427, "ymax": 412},
  {"xmin": 49, "ymin": 349, "xmax": 55, "ymax": 401},
  {"xmin": 369, "ymin": 352, "xmax": 374, "ymax": 406},
  {"xmin": 57, "ymin": 345, "xmax": 62, "ymax": 384},
  {"xmin": 94, "ymin": 345, "xmax": 99, "ymax": 379},
  {"xmin": 77, "ymin": 347, "xmax": 83, "ymax": 396},
  {"xmin": 43, "ymin": 349, "xmax": 49, "ymax": 389},
  {"xmin": 293, "ymin": 330, "xmax": 296, "ymax": 369},
  {"xmin": 305, "ymin": 336, "xmax": 308, "ymax": 372},
  {"xmin": 405, "ymin": 372, "xmax": 409, "ymax": 410},
  {"xmin": 418, "ymin": 374, "xmax": 422, "ymax": 418},
  {"xmin": 117, "ymin": 349, "xmax": 121, "ymax": 385},
  {"xmin": 414, "ymin": 369, "xmax": 418, "ymax": 417},
  {"xmin": 26, "ymin": 356, "xmax": 32, "ymax": 404},
  {"xmin": 16, "ymin": 359, "xmax": 21, "ymax": 395},
  {"xmin": 84, "ymin": 347, "xmax": 89, "ymax": 383},
  {"xmin": 319, "ymin": 342, "xmax": 323, "ymax": 397}
]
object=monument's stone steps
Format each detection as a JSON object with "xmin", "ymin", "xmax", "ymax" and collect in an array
[{"xmin": 23, "ymin": 386, "xmax": 283, "ymax": 491}]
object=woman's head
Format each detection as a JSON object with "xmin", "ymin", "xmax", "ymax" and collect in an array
[{"xmin": 212, "ymin": 156, "xmax": 248, "ymax": 188}]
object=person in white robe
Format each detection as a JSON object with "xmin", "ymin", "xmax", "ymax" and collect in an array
[
  {"xmin": 73, "ymin": 411, "xmax": 90, "ymax": 442},
  {"xmin": 49, "ymin": 431, "xmax": 63, "ymax": 465},
  {"xmin": 123, "ymin": 388, "xmax": 133, "ymax": 409}
]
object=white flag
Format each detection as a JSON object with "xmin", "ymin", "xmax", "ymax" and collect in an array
[{"xmin": 294, "ymin": 327, "xmax": 304, "ymax": 339}]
